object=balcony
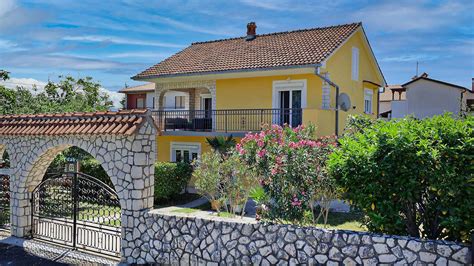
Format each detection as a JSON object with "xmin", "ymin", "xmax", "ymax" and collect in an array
[{"xmin": 152, "ymin": 108, "xmax": 303, "ymax": 133}]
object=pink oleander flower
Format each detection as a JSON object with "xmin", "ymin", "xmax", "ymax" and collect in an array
[
  {"xmin": 257, "ymin": 149, "xmax": 266, "ymax": 158},
  {"xmin": 291, "ymin": 196, "xmax": 302, "ymax": 207},
  {"xmin": 257, "ymin": 140, "xmax": 264, "ymax": 147}
]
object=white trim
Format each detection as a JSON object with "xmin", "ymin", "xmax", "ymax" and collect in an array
[
  {"xmin": 364, "ymin": 88, "xmax": 373, "ymax": 114},
  {"xmin": 148, "ymin": 68, "xmax": 317, "ymax": 84},
  {"xmin": 351, "ymin": 46, "xmax": 359, "ymax": 81},
  {"xmin": 170, "ymin": 142, "xmax": 201, "ymax": 162},
  {"xmin": 272, "ymin": 79, "xmax": 307, "ymax": 109}
]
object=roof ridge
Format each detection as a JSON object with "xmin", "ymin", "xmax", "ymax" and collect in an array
[{"xmin": 191, "ymin": 22, "xmax": 362, "ymax": 45}]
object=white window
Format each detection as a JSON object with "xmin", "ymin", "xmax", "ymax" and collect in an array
[
  {"xmin": 364, "ymin": 89, "xmax": 373, "ymax": 114},
  {"xmin": 136, "ymin": 98, "xmax": 145, "ymax": 109},
  {"xmin": 170, "ymin": 142, "xmax": 201, "ymax": 163},
  {"xmin": 352, "ymin": 47, "xmax": 359, "ymax": 81},
  {"xmin": 321, "ymin": 73, "xmax": 331, "ymax": 109},
  {"xmin": 175, "ymin": 96, "xmax": 185, "ymax": 109}
]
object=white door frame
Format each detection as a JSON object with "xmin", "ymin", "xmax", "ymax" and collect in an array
[{"xmin": 272, "ymin": 79, "xmax": 307, "ymax": 125}]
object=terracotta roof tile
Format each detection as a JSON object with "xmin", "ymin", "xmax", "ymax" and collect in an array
[
  {"xmin": 133, "ymin": 22, "xmax": 361, "ymax": 80},
  {"xmin": 0, "ymin": 110, "xmax": 153, "ymax": 136}
]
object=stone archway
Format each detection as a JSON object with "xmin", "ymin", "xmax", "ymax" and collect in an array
[{"xmin": 0, "ymin": 110, "xmax": 157, "ymax": 259}]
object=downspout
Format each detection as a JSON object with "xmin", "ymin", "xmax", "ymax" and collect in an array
[{"xmin": 314, "ymin": 67, "xmax": 340, "ymax": 136}]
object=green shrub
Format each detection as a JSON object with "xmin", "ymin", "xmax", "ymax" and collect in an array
[
  {"xmin": 79, "ymin": 158, "xmax": 112, "ymax": 187},
  {"xmin": 328, "ymin": 114, "xmax": 474, "ymax": 242},
  {"xmin": 154, "ymin": 162, "xmax": 193, "ymax": 202}
]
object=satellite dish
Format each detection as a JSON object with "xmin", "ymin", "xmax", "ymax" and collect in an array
[{"xmin": 338, "ymin": 93, "xmax": 351, "ymax": 112}]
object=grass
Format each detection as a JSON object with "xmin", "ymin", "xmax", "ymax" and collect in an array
[
  {"xmin": 154, "ymin": 192, "xmax": 202, "ymax": 208},
  {"xmin": 313, "ymin": 212, "xmax": 366, "ymax": 231}
]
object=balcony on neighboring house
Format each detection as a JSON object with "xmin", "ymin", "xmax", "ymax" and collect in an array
[{"xmin": 152, "ymin": 108, "xmax": 303, "ymax": 133}]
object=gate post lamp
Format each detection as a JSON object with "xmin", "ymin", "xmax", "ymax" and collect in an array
[{"xmin": 65, "ymin": 157, "xmax": 80, "ymax": 173}]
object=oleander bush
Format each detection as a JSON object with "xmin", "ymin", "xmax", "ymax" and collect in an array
[
  {"xmin": 328, "ymin": 114, "xmax": 474, "ymax": 242},
  {"xmin": 236, "ymin": 124, "xmax": 338, "ymax": 223},
  {"xmin": 154, "ymin": 162, "xmax": 193, "ymax": 202}
]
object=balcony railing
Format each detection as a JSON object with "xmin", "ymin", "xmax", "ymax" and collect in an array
[{"xmin": 152, "ymin": 108, "xmax": 303, "ymax": 133}]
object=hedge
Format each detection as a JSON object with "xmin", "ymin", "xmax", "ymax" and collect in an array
[
  {"xmin": 154, "ymin": 162, "xmax": 193, "ymax": 203},
  {"xmin": 328, "ymin": 114, "xmax": 473, "ymax": 242}
]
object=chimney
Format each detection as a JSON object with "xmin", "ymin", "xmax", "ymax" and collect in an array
[{"xmin": 246, "ymin": 22, "xmax": 257, "ymax": 41}]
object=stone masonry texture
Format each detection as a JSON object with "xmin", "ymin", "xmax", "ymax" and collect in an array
[{"xmin": 128, "ymin": 211, "xmax": 471, "ymax": 265}]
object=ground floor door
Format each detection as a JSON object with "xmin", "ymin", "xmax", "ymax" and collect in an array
[{"xmin": 31, "ymin": 172, "xmax": 121, "ymax": 257}]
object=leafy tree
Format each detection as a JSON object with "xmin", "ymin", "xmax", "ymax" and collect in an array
[{"xmin": 0, "ymin": 72, "xmax": 113, "ymax": 115}]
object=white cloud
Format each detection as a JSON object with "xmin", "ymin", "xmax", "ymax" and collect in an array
[
  {"xmin": 106, "ymin": 51, "xmax": 171, "ymax": 59},
  {"xmin": 63, "ymin": 35, "xmax": 186, "ymax": 48},
  {"xmin": 353, "ymin": 1, "xmax": 466, "ymax": 32},
  {"xmin": 381, "ymin": 54, "xmax": 441, "ymax": 63},
  {"xmin": 0, "ymin": 0, "xmax": 16, "ymax": 17},
  {"xmin": 0, "ymin": 77, "xmax": 47, "ymax": 92},
  {"xmin": 101, "ymin": 88, "xmax": 123, "ymax": 110},
  {"xmin": 239, "ymin": 0, "xmax": 287, "ymax": 11}
]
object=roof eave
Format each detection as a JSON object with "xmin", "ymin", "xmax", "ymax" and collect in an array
[{"xmin": 131, "ymin": 63, "xmax": 322, "ymax": 82}]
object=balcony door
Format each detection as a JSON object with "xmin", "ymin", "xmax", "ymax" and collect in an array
[
  {"xmin": 273, "ymin": 80, "xmax": 306, "ymax": 128},
  {"xmin": 278, "ymin": 90, "xmax": 302, "ymax": 127}
]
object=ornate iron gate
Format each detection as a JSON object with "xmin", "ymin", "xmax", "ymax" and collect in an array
[
  {"xmin": 31, "ymin": 172, "xmax": 121, "ymax": 257},
  {"xmin": 0, "ymin": 174, "xmax": 9, "ymax": 229}
]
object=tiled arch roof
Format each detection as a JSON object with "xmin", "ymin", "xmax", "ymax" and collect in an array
[{"xmin": 0, "ymin": 110, "xmax": 155, "ymax": 136}]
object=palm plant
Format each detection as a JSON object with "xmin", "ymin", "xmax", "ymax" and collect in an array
[{"xmin": 205, "ymin": 135, "xmax": 236, "ymax": 158}]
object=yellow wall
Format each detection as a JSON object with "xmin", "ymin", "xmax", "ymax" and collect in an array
[
  {"xmin": 157, "ymin": 135, "xmax": 241, "ymax": 161},
  {"xmin": 214, "ymin": 29, "xmax": 383, "ymax": 137},
  {"xmin": 155, "ymin": 28, "xmax": 384, "ymax": 161},
  {"xmin": 323, "ymin": 29, "xmax": 383, "ymax": 134},
  {"xmin": 216, "ymin": 73, "xmax": 323, "ymax": 110}
]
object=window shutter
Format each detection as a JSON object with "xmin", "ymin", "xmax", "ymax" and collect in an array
[{"xmin": 352, "ymin": 47, "xmax": 359, "ymax": 81}]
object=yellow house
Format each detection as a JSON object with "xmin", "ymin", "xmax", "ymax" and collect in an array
[{"xmin": 131, "ymin": 22, "xmax": 385, "ymax": 162}]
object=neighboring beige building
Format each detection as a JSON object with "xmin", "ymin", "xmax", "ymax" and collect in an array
[{"xmin": 380, "ymin": 73, "xmax": 472, "ymax": 119}]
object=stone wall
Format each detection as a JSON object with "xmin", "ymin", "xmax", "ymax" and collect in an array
[
  {"xmin": 127, "ymin": 211, "xmax": 471, "ymax": 265},
  {"xmin": 0, "ymin": 120, "xmax": 156, "ymax": 251}
]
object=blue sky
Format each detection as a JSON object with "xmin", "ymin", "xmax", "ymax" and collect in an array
[{"xmin": 1, "ymin": 0, "xmax": 473, "ymax": 100}]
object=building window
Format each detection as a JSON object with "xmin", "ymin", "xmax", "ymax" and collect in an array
[
  {"xmin": 322, "ymin": 73, "xmax": 331, "ymax": 109},
  {"xmin": 175, "ymin": 96, "xmax": 185, "ymax": 109},
  {"xmin": 171, "ymin": 142, "xmax": 200, "ymax": 163},
  {"xmin": 364, "ymin": 89, "xmax": 373, "ymax": 114},
  {"xmin": 136, "ymin": 98, "xmax": 145, "ymax": 109},
  {"xmin": 352, "ymin": 47, "xmax": 359, "ymax": 81}
]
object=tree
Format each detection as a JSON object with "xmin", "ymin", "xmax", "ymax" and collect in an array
[
  {"xmin": 0, "ymin": 70, "xmax": 9, "ymax": 81},
  {"xmin": 0, "ymin": 71, "xmax": 113, "ymax": 115}
]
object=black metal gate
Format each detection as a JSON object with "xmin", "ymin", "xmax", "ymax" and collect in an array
[
  {"xmin": 31, "ymin": 172, "xmax": 121, "ymax": 257},
  {"xmin": 0, "ymin": 174, "xmax": 9, "ymax": 229}
]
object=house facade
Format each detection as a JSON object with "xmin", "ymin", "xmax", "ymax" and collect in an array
[
  {"xmin": 380, "ymin": 73, "xmax": 472, "ymax": 119},
  {"xmin": 128, "ymin": 22, "xmax": 385, "ymax": 162}
]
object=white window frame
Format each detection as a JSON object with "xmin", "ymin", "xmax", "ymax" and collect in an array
[
  {"xmin": 352, "ymin": 47, "xmax": 359, "ymax": 81},
  {"xmin": 200, "ymin": 94, "xmax": 212, "ymax": 110},
  {"xmin": 170, "ymin": 142, "xmax": 201, "ymax": 162},
  {"xmin": 364, "ymin": 88, "xmax": 373, "ymax": 114},
  {"xmin": 136, "ymin": 97, "xmax": 145, "ymax": 109},
  {"xmin": 175, "ymin": 95, "xmax": 186, "ymax": 109},
  {"xmin": 272, "ymin": 79, "xmax": 307, "ymax": 109}
]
